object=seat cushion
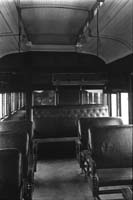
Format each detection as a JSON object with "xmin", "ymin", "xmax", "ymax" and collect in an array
[
  {"xmin": 0, "ymin": 120, "xmax": 32, "ymax": 138},
  {"xmin": 0, "ymin": 148, "xmax": 22, "ymax": 199},
  {"xmin": 33, "ymin": 105, "xmax": 109, "ymax": 139},
  {"xmin": 97, "ymin": 168, "xmax": 132, "ymax": 186},
  {"xmin": 0, "ymin": 181, "xmax": 21, "ymax": 199}
]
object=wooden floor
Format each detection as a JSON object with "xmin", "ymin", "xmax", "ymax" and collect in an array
[
  {"xmin": 32, "ymin": 158, "xmax": 132, "ymax": 200},
  {"xmin": 32, "ymin": 158, "xmax": 93, "ymax": 200}
]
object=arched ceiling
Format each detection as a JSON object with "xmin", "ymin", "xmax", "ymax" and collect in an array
[{"xmin": 0, "ymin": 0, "xmax": 133, "ymax": 64}]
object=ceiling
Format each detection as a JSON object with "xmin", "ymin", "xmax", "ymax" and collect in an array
[{"xmin": 0, "ymin": 0, "xmax": 133, "ymax": 64}]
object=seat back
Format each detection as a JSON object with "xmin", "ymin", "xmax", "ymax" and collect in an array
[
  {"xmin": 90, "ymin": 125, "xmax": 132, "ymax": 168},
  {"xmin": 33, "ymin": 105, "xmax": 109, "ymax": 139},
  {"xmin": 0, "ymin": 120, "xmax": 33, "ymax": 139},
  {"xmin": 0, "ymin": 131, "xmax": 29, "ymax": 177},
  {"xmin": 6, "ymin": 110, "xmax": 26, "ymax": 120},
  {"xmin": 0, "ymin": 131, "xmax": 29, "ymax": 155},
  {"xmin": 0, "ymin": 148, "xmax": 22, "ymax": 199},
  {"xmin": 79, "ymin": 117, "xmax": 123, "ymax": 149},
  {"xmin": 34, "ymin": 117, "xmax": 78, "ymax": 138}
]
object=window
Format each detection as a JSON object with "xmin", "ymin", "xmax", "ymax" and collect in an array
[
  {"xmin": 6, "ymin": 93, "xmax": 10, "ymax": 116},
  {"xmin": 21, "ymin": 92, "xmax": 25, "ymax": 107},
  {"xmin": 111, "ymin": 94, "xmax": 117, "ymax": 117},
  {"xmin": 19, "ymin": 92, "xmax": 25, "ymax": 108},
  {"xmin": 0, "ymin": 92, "xmax": 25, "ymax": 120},
  {"xmin": 11, "ymin": 92, "xmax": 15, "ymax": 112},
  {"xmin": 0, "ymin": 93, "xmax": 7, "ymax": 119},
  {"xmin": 121, "ymin": 93, "xmax": 129, "ymax": 124},
  {"xmin": 2, "ymin": 93, "xmax": 7, "ymax": 116},
  {"xmin": 110, "ymin": 92, "xmax": 129, "ymax": 124},
  {"xmin": 82, "ymin": 89, "xmax": 104, "ymax": 104},
  {"xmin": 18, "ymin": 93, "xmax": 20, "ymax": 109},
  {"xmin": 0, "ymin": 94, "xmax": 2, "ymax": 119}
]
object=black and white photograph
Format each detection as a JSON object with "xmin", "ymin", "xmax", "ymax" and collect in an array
[{"xmin": 0, "ymin": 0, "xmax": 132, "ymax": 200}]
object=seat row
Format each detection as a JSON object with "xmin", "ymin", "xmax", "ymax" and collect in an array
[
  {"xmin": 76, "ymin": 117, "xmax": 132, "ymax": 200},
  {"xmin": 0, "ymin": 120, "xmax": 34, "ymax": 200},
  {"xmin": 32, "ymin": 104, "xmax": 109, "ymax": 168}
]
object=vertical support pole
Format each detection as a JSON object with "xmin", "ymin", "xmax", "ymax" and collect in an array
[
  {"xmin": 107, "ymin": 93, "xmax": 112, "ymax": 116},
  {"xmin": 117, "ymin": 92, "xmax": 121, "ymax": 117}
]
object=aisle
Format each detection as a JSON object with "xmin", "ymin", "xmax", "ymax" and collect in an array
[{"xmin": 32, "ymin": 159, "xmax": 93, "ymax": 200}]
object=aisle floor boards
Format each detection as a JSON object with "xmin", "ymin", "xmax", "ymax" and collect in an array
[{"xmin": 32, "ymin": 159, "xmax": 93, "ymax": 200}]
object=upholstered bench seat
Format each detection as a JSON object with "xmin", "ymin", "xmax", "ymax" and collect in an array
[
  {"xmin": 0, "ymin": 131, "xmax": 29, "ymax": 179},
  {"xmin": 6, "ymin": 110, "xmax": 26, "ymax": 120},
  {"xmin": 33, "ymin": 105, "xmax": 109, "ymax": 139},
  {"xmin": 0, "ymin": 120, "xmax": 33, "ymax": 139},
  {"xmin": 77, "ymin": 117, "xmax": 123, "ymax": 171},
  {"xmin": 0, "ymin": 120, "xmax": 34, "ymax": 179},
  {"xmin": 34, "ymin": 117, "xmax": 77, "ymax": 138},
  {"xmin": 0, "ymin": 148, "xmax": 22, "ymax": 200},
  {"xmin": 78, "ymin": 117, "xmax": 123, "ymax": 150},
  {"xmin": 87, "ymin": 125, "xmax": 133, "ymax": 199},
  {"xmin": 33, "ymin": 105, "xmax": 109, "ymax": 169},
  {"xmin": 0, "ymin": 182, "xmax": 21, "ymax": 199}
]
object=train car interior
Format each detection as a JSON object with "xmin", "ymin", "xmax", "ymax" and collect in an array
[{"xmin": 0, "ymin": 0, "xmax": 133, "ymax": 200}]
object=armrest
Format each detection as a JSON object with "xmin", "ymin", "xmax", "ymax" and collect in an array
[
  {"xmin": 122, "ymin": 187, "xmax": 132, "ymax": 200},
  {"xmin": 75, "ymin": 138, "xmax": 81, "ymax": 145},
  {"xmin": 75, "ymin": 139, "xmax": 82, "ymax": 162},
  {"xmin": 80, "ymin": 150, "xmax": 96, "ymax": 176}
]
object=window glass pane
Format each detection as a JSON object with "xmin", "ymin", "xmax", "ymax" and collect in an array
[
  {"xmin": 94, "ymin": 93, "xmax": 98, "ymax": 104},
  {"xmin": 0, "ymin": 94, "xmax": 2, "ymax": 119},
  {"xmin": 6, "ymin": 93, "xmax": 10, "ymax": 116},
  {"xmin": 11, "ymin": 92, "xmax": 15, "ymax": 112},
  {"xmin": 103, "ymin": 93, "xmax": 108, "ymax": 105},
  {"xmin": 89, "ymin": 93, "xmax": 93, "ymax": 104},
  {"xmin": 20, "ymin": 92, "xmax": 23, "ymax": 108},
  {"xmin": 3, "ymin": 93, "xmax": 7, "ymax": 116},
  {"xmin": 82, "ymin": 89, "xmax": 103, "ymax": 104},
  {"xmin": 121, "ymin": 93, "xmax": 129, "ymax": 124},
  {"xmin": 111, "ymin": 94, "xmax": 117, "ymax": 117},
  {"xmin": 15, "ymin": 93, "xmax": 18, "ymax": 110},
  {"xmin": 18, "ymin": 93, "xmax": 21, "ymax": 109},
  {"xmin": 21, "ymin": 93, "xmax": 24, "ymax": 107},
  {"xmin": 82, "ymin": 90, "xmax": 88, "ymax": 104},
  {"xmin": 2, "ymin": 94, "xmax": 5, "ymax": 116},
  {"xmin": 1, "ymin": 93, "xmax": 7, "ymax": 117},
  {"xmin": 22, "ymin": 92, "xmax": 25, "ymax": 107}
]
